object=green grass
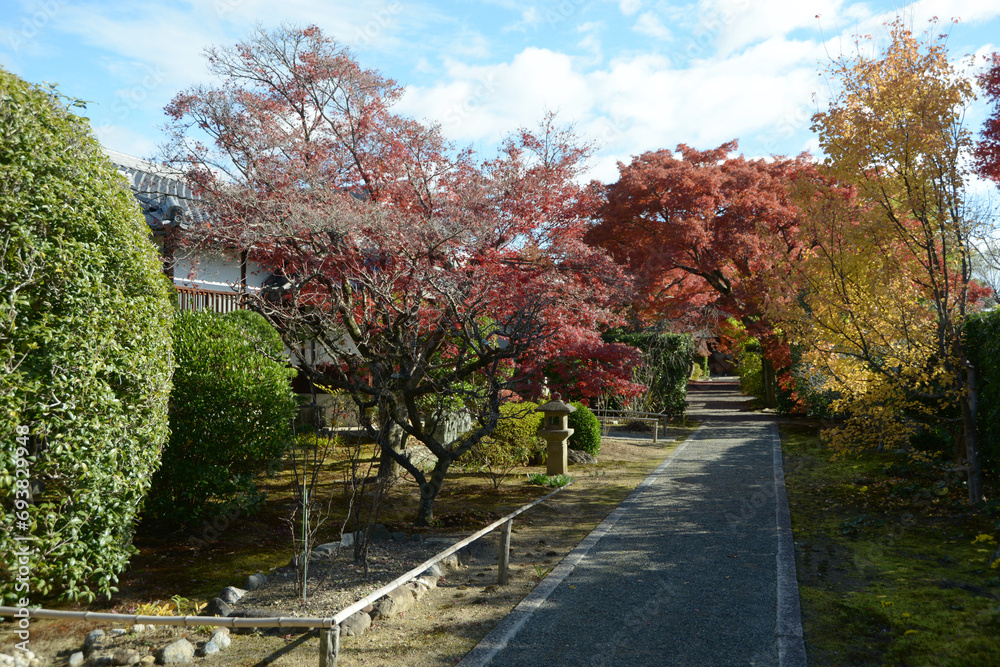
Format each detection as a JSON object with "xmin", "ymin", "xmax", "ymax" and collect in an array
[
  {"xmin": 781, "ymin": 424, "xmax": 1000, "ymax": 666},
  {"xmin": 526, "ymin": 473, "xmax": 573, "ymax": 487}
]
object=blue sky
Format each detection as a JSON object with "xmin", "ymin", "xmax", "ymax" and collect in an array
[{"xmin": 2, "ymin": 0, "xmax": 999, "ymax": 182}]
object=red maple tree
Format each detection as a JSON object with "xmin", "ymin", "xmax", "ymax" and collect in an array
[
  {"xmin": 163, "ymin": 25, "xmax": 638, "ymax": 524},
  {"xmin": 975, "ymin": 52, "xmax": 1000, "ymax": 185},
  {"xmin": 586, "ymin": 141, "xmax": 813, "ymax": 331}
]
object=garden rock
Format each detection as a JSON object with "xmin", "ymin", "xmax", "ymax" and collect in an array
[
  {"xmin": 218, "ymin": 586, "xmax": 247, "ymax": 604},
  {"xmin": 390, "ymin": 531, "xmax": 407, "ymax": 541},
  {"xmin": 108, "ymin": 629, "xmax": 128, "ymax": 638},
  {"xmin": 139, "ymin": 657, "xmax": 155, "ymax": 667},
  {"xmin": 157, "ymin": 638, "xmax": 194, "ymax": 664},
  {"xmin": 439, "ymin": 553, "xmax": 461, "ymax": 570},
  {"xmin": 340, "ymin": 611, "xmax": 371, "ymax": 637},
  {"xmin": 112, "ymin": 649, "xmax": 141, "ymax": 666},
  {"xmin": 198, "ymin": 641, "xmax": 219, "ymax": 658},
  {"xmin": 202, "ymin": 598, "xmax": 232, "ymax": 618},
  {"xmin": 244, "ymin": 573, "xmax": 267, "ymax": 591},
  {"xmin": 312, "ymin": 542, "xmax": 340, "ymax": 556},
  {"xmin": 209, "ymin": 628, "xmax": 231, "ymax": 650},
  {"xmin": 567, "ymin": 448, "xmax": 597, "ymax": 465},
  {"xmin": 369, "ymin": 524, "xmax": 392, "ymax": 542},
  {"xmin": 372, "ymin": 586, "xmax": 414, "ymax": 618},
  {"xmin": 69, "ymin": 652, "xmax": 85, "ymax": 667},
  {"xmin": 417, "ymin": 574, "xmax": 439, "ymax": 589},
  {"xmin": 83, "ymin": 629, "xmax": 105, "ymax": 655},
  {"xmin": 406, "ymin": 581, "xmax": 430, "ymax": 600},
  {"xmin": 131, "ymin": 625, "xmax": 147, "ymax": 633},
  {"xmin": 421, "ymin": 563, "xmax": 445, "ymax": 578}
]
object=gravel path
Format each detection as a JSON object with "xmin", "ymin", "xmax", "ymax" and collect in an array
[{"xmin": 459, "ymin": 379, "xmax": 806, "ymax": 666}]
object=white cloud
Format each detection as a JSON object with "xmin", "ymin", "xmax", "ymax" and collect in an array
[
  {"xmin": 504, "ymin": 6, "xmax": 542, "ymax": 32},
  {"xmin": 695, "ymin": 0, "xmax": 864, "ymax": 58},
  {"xmin": 399, "ymin": 48, "xmax": 595, "ymax": 143},
  {"xmin": 634, "ymin": 11, "xmax": 672, "ymax": 40},
  {"xmin": 904, "ymin": 0, "xmax": 1000, "ymax": 25},
  {"xmin": 92, "ymin": 123, "xmax": 160, "ymax": 160},
  {"xmin": 400, "ymin": 31, "xmax": 827, "ymax": 178},
  {"xmin": 618, "ymin": 0, "xmax": 642, "ymax": 17}
]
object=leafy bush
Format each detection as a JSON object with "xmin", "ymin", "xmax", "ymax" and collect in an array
[
  {"xmin": 145, "ymin": 309, "xmax": 296, "ymax": 525},
  {"xmin": 602, "ymin": 329, "xmax": 695, "ymax": 417},
  {"xmin": 489, "ymin": 401, "xmax": 542, "ymax": 453},
  {"xmin": 734, "ymin": 337, "xmax": 765, "ymax": 400},
  {"xmin": 568, "ymin": 402, "xmax": 601, "ymax": 457},
  {"xmin": 466, "ymin": 402, "xmax": 540, "ymax": 488},
  {"xmin": 0, "ymin": 70, "xmax": 174, "ymax": 602}
]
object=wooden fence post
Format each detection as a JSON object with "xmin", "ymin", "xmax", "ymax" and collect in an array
[
  {"xmin": 497, "ymin": 519, "xmax": 513, "ymax": 585},
  {"xmin": 319, "ymin": 625, "xmax": 339, "ymax": 667}
]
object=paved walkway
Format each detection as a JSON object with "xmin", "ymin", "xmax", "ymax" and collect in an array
[{"xmin": 459, "ymin": 379, "xmax": 806, "ymax": 666}]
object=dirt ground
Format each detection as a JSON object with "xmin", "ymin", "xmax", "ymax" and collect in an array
[{"xmin": 1, "ymin": 430, "xmax": 691, "ymax": 667}]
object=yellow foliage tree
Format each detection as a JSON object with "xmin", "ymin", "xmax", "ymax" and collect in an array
[{"xmin": 782, "ymin": 18, "xmax": 987, "ymax": 502}]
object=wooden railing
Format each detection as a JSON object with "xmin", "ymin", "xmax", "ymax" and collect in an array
[
  {"xmin": 174, "ymin": 285, "xmax": 245, "ymax": 313},
  {"xmin": 0, "ymin": 483, "xmax": 570, "ymax": 667},
  {"xmin": 591, "ymin": 409, "xmax": 670, "ymax": 444}
]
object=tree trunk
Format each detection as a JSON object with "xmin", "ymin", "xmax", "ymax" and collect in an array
[
  {"xmin": 377, "ymin": 420, "xmax": 406, "ymax": 480},
  {"xmin": 963, "ymin": 363, "xmax": 983, "ymax": 505},
  {"xmin": 762, "ymin": 356, "xmax": 777, "ymax": 408},
  {"xmin": 415, "ymin": 459, "xmax": 450, "ymax": 526}
]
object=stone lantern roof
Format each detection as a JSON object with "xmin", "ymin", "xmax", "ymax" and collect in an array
[{"xmin": 536, "ymin": 393, "xmax": 576, "ymax": 415}]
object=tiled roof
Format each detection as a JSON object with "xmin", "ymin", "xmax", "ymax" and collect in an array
[{"xmin": 104, "ymin": 148, "xmax": 209, "ymax": 232}]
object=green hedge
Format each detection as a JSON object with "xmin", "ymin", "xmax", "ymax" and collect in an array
[
  {"xmin": 965, "ymin": 310, "xmax": 1000, "ymax": 480},
  {"xmin": 735, "ymin": 337, "xmax": 765, "ymax": 400},
  {"xmin": 568, "ymin": 402, "xmax": 601, "ymax": 457},
  {"xmin": 466, "ymin": 402, "xmax": 541, "ymax": 487},
  {"xmin": 0, "ymin": 70, "xmax": 174, "ymax": 602},
  {"xmin": 489, "ymin": 401, "xmax": 543, "ymax": 453},
  {"xmin": 145, "ymin": 309, "xmax": 296, "ymax": 525},
  {"xmin": 602, "ymin": 329, "xmax": 695, "ymax": 417}
]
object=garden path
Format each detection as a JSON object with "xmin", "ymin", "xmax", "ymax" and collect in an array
[{"xmin": 457, "ymin": 378, "xmax": 807, "ymax": 666}]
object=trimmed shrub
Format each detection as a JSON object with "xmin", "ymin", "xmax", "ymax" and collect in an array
[
  {"xmin": 0, "ymin": 71, "xmax": 174, "ymax": 602},
  {"xmin": 568, "ymin": 402, "xmax": 601, "ymax": 457},
  {"xmin": 145, "ymin": 309, "xmax": 296, "ymax": 526},
  {"xmin": 601, "ymin": 329, "xmax": 695, "ymax": 417},
  {"xmin": 465, "ymin": 402, "xmax": 541, "ymax": 488},
  {"xmin": 489, "ymin": 401, "xmax": 543, "ymax": 451}
]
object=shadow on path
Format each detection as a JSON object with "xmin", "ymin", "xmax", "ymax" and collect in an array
[{"xmin": 459, "ymin": 382, "xmax": 806, "ymax": 667}]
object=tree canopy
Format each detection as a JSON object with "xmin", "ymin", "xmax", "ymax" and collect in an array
[
  {"xmin": 777, "ymin": 19, "xmax": 988, "ymax": 502},
  {"xmin": 164, "ymin": 25, "xmax": 639, "ymax": 524},
  {"xmin": 586, "ymin": 141, "xmax": 813, "ymax": 331}
]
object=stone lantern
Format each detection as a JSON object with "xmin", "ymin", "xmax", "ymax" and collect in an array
[{"xmin": 537, "ymin": 393, "xmax": 576, "ymax": 476}]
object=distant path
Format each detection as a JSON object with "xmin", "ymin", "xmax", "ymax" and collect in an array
[{"xmin": 459, "ymin": 379, "xmax": 806, "ymax": 666}]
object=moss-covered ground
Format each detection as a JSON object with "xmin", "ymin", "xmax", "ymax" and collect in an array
[{"xmin": 781, "ymin": 424, "xmax": 1000, "ymax": 666}]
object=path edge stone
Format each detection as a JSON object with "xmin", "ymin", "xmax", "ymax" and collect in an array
[{"xmin": 770, "ymin": 423, "xmax": 808, "ymax": 667}]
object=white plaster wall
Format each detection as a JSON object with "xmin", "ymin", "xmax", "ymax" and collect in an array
[{"xmin": 172, "ymin": 248, "xmax": 268, "ymax": 292}]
